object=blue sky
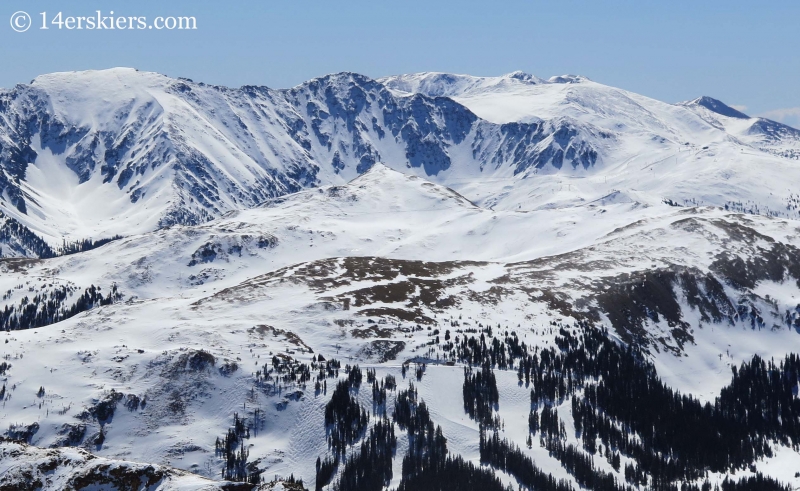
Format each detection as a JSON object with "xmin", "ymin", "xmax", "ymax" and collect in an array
[{"xmin": 1, "ymin": 0, "xmax": 798, "ymax": 126}]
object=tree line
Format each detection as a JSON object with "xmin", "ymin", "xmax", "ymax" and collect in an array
[{"xmin": 1, "ymin": 284, "xmax": 121, "ymax": 331}]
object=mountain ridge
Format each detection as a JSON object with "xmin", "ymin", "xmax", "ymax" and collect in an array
[
  {"xmin": 0, "ymin": 68, "xmax": 798, "ymax": 257},
  {"xmin": 0, "ymin": 68, "xmax": 616, "ymax": 253}
]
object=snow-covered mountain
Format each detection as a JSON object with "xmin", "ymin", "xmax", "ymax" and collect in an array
[
  {"xmin": 382, "ymin": 72, "xmax": 800, "ymax": 213},
  {"xmin": 0, "ymin": 68, "xmax": 602, "ymax": 250},
  {"xmin": 677, "ymin": 95, "xmax": 800, "ymax": 160},
  {"xmin": 2, "ymin": 69, "xmax": 800, "ymax": 491},
  {"xmin": 2, "ymin": 68, "xmax": 799, "ymax": 255}
]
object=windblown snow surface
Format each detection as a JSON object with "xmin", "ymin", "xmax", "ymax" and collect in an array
[{"xmin": 1, "ymin": 69, "xmax": 800, "ymax": 490}]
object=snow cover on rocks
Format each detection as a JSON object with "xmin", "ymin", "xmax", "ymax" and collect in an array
[{"xmin": 1, "ymin": 69, "xmax": 800, "ymax": 489}]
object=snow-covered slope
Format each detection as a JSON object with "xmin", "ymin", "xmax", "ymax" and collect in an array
[
  {"xmin": 0, "ymin": 440, "xmax": 254, "ymax": 490},
  {"xmin": 382, "ymin": 72, "xmax": 800, "ymax": 215},
  {"xmin": 0, "ymin": 69, "xmax": 602, "ymax": 249},
  {"xmin": 2, "ymin": 68, "xmax": 800, "ymax": 256},
  {"xmin": 2, "ymin": 166, "xmax": 800, "ymax": 490},
  {"xmin": 3, "ymin": 69, "xmax": 800, "ymax": 491},
  {"xmin": 678, "ymin": 96, "xmax": 800, "ymax": 160}
]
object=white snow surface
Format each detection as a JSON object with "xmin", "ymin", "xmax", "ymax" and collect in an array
[
  {"xmin": 0, "ymin": 68, "xmax": 799, "ymax": 248},
  {"xmin": 2, "ymin": 166, "xmax": 800, "ymax": 488},
  {"xmin": 1, "ymin": 69, "xmax": 800, "ymax": 489}
]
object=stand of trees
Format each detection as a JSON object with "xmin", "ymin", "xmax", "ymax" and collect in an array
[
  {"xmin": 315, "ymin": 455, "xmax": 338, "ymax": 491},
  {"xmin": 393, "ymin": 384, "xmax": 510, "ymax": 491},
  {"xmin": 214, "ymin": 412, "xmax": 261, "ymax": 484},
  {"xmin": 367, "ymin": 369, "xmax": 394, "ymax": 413},
  {"xmin": 331, "ymin": 416, "xmax": 396, "ymax": 491},
  {"xmin": 462, "ymin": 363, "xmax": 500, "ymax": 427},
  {"xmin": 316, "ymin": 370, "xmax": 398, "ymax": 491},
  {"xmin": 1, "ymin": 284, "xmax": 122, "ymax": 331},
  {"xmin": 561, "ymin": 329, "xmax": 800, "ymax": 482},
  {"xmin": 445, "ymin": 320, "xmax": 797, "ymax": 490},
  {"xmin": 58, "ymin": 235, "xmax": 123, "ymax": 256},
  {"xmin": 0, "ymin": 213, "xmax": 56, "ymax": 258},
  {"xmin": 480, "ymin": 430, "xmax": 580, "ymax": 491},
  {"xmin": 256, "ymin": 355, "xmax": 341, "ymax": 395},
  {"xmin": 325, "ymin": 367, "xmax": 368, "ymax": 457},
  {"xmin": 0, "ymin": 212, "xmax": 124, "ymax": 259}
]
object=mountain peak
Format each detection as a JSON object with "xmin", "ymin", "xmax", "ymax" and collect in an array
[
  {"xmin": 293, "ymin": 71, "xmax": 379, "ymax": 89},
  {"xmin": 547, "ymin": 74, "xmax": 590, "ymax": 84},
  {"xmin": 683, "ymin": 96, "xmax": 750, "ymax": 119},
  {"xmin": 350, "ymin": 162, "xmax": 395, "ymax": 179},
  {"xmin": 30, "ymin": 67, "xmax": 163, "ymax": 86},
  {"xmin": 379, "ymin": 71, "xmax": 593, "ymax": 98},
  {"xmin": 502, "ymin": 71, "xmax": 546, "ymax": 84}
]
